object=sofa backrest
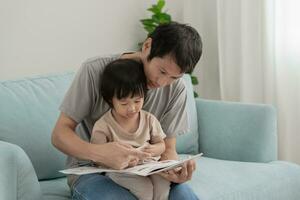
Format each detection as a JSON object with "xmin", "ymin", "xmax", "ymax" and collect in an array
[
  {"xmin": 0, "ymin": 73, "xmax": 74, "ymax": 180},
  {"xmin": 177, "ymin": 75, "xmax": 199, "ymax": 154},
  {"xmin": 196, "ymin": 98, "xmax": 277, "ymax": 162},
  {"xmin": 0, "ymin": 72, "xmax": 199, "ymax": 180}
]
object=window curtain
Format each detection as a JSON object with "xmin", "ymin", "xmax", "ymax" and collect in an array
[{"xmin": 184, "ymin": 0, "xmax": 300, "ymax": 164}]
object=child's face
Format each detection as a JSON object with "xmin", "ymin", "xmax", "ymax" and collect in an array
[{"xmin": 112, "ymin": 95, "xmax": 144, "ymax": 119}]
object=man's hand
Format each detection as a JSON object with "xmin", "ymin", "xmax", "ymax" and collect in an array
[
  {"xmin": 158, "ymin": 138, "xmax": 196, "ymax": 183},
  {"xmin": 91, "ymin": 142, "xmax": 151, "ymax": 170},
  {"xmin": 159, "ymin": 159, "xmax": 196, "ymax": 183}
]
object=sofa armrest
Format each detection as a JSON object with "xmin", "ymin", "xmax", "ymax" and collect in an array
[
  {"xmin": 195, "ymin": 98, "xmax": 277, "ymax": 162},
  {"xmin": 0, "ymin": 141, "xmax": 42, "ymax": 200}
]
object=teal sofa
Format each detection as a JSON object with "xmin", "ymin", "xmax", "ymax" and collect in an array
[{"xmin": 1, "ymin": 72, "xmax": 300, "ymax": 200}]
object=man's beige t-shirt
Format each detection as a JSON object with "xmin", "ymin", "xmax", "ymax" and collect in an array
[{"xmin": 91, "ymin": 110, "xmax": 166, "ymax": 148}]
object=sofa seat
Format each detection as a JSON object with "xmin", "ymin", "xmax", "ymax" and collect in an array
[
  {"xmin": 39, "ymin": 155, "xmax": 300, "ymax": 200},
  {"xmin": 40, "ymin": 178, "xmax": 70, "ymax": 200},
  {"xmin": 189, "ymin": 156, "xmax": 300, "ymax": 200}
]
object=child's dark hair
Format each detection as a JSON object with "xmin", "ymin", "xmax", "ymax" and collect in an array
[
  {"xmin": 101, "ymin": 59, "xmax": 147, "ymax": 107},
  {"xmin": 148, "ymin": 22, "xmax": 202, "ymax": 73}
]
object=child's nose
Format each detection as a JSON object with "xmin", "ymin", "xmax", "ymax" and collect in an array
[{"xmin": 128, "ymin": 105, "xmax": 136, "ymax": 112}]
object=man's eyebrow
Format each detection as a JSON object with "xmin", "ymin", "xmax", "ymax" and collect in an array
[{"xmin": 161, "ymin": 67, "xmax": 183, "ymax": 79}]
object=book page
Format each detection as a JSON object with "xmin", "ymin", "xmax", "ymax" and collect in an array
[{"xmin": 60, "ymin": 153, "xmax": 203, "ymax": 176}]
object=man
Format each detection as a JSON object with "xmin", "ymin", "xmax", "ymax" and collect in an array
[{"xmin": 52, "ymin": 22, "xmax": 202, "ymax": 199}]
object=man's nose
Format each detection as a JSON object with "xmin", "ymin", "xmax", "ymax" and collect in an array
[{"xmin": 157, "ymin": 77, "xmax": 169, "ymax": 87}]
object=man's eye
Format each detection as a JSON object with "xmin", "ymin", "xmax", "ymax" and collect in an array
[
  {"xmin": 121, "ymin": 103, "xmax": 128, "ymax": 106},
  {"xmin": 160, "ymin": 70, "xmax": 166, "ymax": 74},
  {"xmin": 135, "ymin": 101, "xmax": 141, "ymax": 103}
]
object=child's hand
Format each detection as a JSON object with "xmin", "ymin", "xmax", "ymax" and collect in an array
[
  {"xmin": 137, "ymin": 143, "xmax": 155, "ymax": 155},
  {"xmin": 128, "ymin": 157, "xmax": 139, "ymax": 167},
  {"xmin": 137, "ymin": 141, "xmax": 166, "ymax": 158}
]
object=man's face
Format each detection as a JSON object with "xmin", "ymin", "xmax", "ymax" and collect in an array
[
  {"xmin": 143, "ymin": 54, "xmax": 184, "ymax": 89},
  {"xmin": 141, "ymin": 38, "xmax": 184, "ymax": 89}
]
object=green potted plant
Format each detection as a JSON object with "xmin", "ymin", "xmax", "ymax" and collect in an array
[{"xmin": 140, "ymin": 0, "xmax": 199, "ymax": 97}]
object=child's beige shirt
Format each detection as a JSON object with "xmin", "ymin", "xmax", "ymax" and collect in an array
[{"xmin": 91, "ymin": 109, "xmax": 166, "ymax": 147}]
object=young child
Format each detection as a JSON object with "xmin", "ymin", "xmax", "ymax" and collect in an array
[{"xmin": 90, "ymin": 59, "xmax": 170, "ymax": 200}]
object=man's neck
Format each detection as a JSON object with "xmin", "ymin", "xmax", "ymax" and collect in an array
[{"xmin": 121, "ymin": 52, "xmax": 142, "ymax": 61}]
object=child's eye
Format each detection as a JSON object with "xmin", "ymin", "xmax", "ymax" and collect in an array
[
  {"xmin": 121, "ymin": 103, "xmax": 128, "ymax": 106},
  {"xmin": 135, "ymin": 101, "xmax": 141, "ymax": 103}
]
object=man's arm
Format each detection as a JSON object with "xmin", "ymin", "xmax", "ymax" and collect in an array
[
  {"xmin": 51, "ymin": 112, "xmax": 94, "ymax": 160},
  {"xmin": 160, "ymin": 137, "xmax": 178, "ymax": 160},
  {"xmin": 51, "ymin": 112, "xmax": 150, "ymax": 169},
  {"xmin": 159, "ymin": 137, "xmax": 196, "ymax": 183}
]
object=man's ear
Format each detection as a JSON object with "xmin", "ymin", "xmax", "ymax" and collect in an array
[{"xmin": 142, "ymin": 38, "xmax": 152, "ymax": 55}]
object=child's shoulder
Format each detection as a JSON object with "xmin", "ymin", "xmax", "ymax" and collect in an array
[
  {"xmin": 141, "ymin": 110, "xmax": 153, "ymax": 117},
  {"xmin": 141, "ymin": 110, "xmax": 159, "ymax": 123}
]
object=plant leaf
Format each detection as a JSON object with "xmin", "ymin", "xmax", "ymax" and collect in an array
[
  {"xmin": 158, "ymin": 13, "xmax": 171, "ymax": 22},
  {"xmin": 140, "ymin": 19, "xmax": 156, "ymax": 27},
  {"xmin": 194, "ymin": 91, "xmax": 199, "ymax": 98},
  {"xmin": 145, "ymin": 26, "xmax": 156, "ymax": 34},
  {"xmin": 191, "ymin": 75, "xmax": 199, "ymax": 85},
  {"xmin": 156, "ymin": 0, "xmax": 165, "ymax": 12},
  {"xmin": 147, "ymin": 6, "xmax": 159, "ymax": 14}
]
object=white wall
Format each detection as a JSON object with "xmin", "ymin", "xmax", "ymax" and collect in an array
[
  {"xmin": 184, "ymin": 0, "xmax": 220, "ymax": 100},
  {"xmin": 0, "ymin": 0, "xmax": 183, "ymax": 80}
]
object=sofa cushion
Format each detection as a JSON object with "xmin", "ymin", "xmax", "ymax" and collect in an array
[
  {"xmin": 175, "ymin": 75, "xmax": 199, "ymax": 154},
  {"xmin": 0, "ymin": 73, "xmax": 74, "ymax": 180},
  {"xmin": 196, "ymin": 99, "xmax": 277, "ymax": 162},
  {"xmin": 182, "ymin": 155, "xmax": 300, "ymax": 200},
  {"xmin": 40, "ymin": 178, "xmax": 70, "ymax": 200}
]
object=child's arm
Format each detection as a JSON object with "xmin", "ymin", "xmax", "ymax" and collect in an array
[{"xmin": 140, "ymin": 140, "xmax": 166, "ymax": 157}]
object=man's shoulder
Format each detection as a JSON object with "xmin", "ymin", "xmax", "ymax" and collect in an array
[
  {"xmin": 81, "ymin": 54, "xmax": 121, "ymax": 72},
  {"xmin": 75, "ymin": 54, "xmax": 121, "ymax": 82},
  {"xmin": 159, "ymin": 77, "xmax": 186, "ymax": 95},
  {"xmin": 172, "ymin": 77, "xmax": 186, "ymax": 89},
  {"xmin": 84, "ymin": 54, "xmax": 121, "ymax": 65}
]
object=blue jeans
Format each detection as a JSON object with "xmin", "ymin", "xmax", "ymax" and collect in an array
[{"xmin": 72, "ymin": 174, "xmax": 199, "ymax": 200}]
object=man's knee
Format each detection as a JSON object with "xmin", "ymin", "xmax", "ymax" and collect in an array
[
  {"xmin": 169, "ymin": 183, "xmax": 199, "ymax": 200},
  {"xmin": 72, "ymin": 174, "xmax": 137, "ymax": 200}
]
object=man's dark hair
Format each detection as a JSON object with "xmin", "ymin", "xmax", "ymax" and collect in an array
[
  {"xmin": 101, "ymin": 59, "xmax": 147, "ymax": 108},
  {"xmin": 148, "ymin": 22, "xmax": 202, "ymax": 73}
]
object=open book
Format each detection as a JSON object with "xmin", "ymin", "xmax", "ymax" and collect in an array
[{"xmin": 60, "ymin": 153, "xmax": 203, "ymax": 176}]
